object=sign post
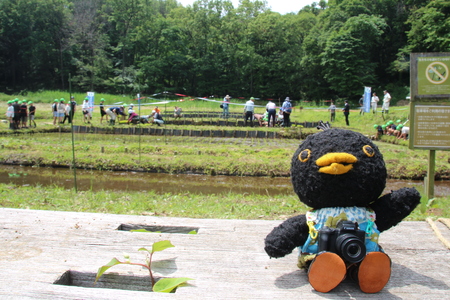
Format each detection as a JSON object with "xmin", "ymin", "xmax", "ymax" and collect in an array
[{"xmin": 409, "ymin": 53, "xmax": 450, "ymax": 199}]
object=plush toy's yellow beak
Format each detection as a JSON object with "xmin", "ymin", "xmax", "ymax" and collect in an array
[{"xmin": 316, "ymin": 153, "xmax": 358, "ymax": 175}]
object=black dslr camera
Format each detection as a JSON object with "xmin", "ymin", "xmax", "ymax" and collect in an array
[{"xmin": 318, "ymin": 220, "xmax": 366, "ymax": 263}]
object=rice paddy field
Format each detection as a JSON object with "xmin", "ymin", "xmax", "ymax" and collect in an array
[{"xmin": 0, "ymin": 91, "xmax": 449, "ymax": 220}]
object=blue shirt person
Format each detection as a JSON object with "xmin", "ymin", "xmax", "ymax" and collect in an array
[
  {"xmin": 281, "ymin": 97, "xmax": 293, "ymax": 127},
  {"xmin": 222, "ymin": 95, "xmax": 230, "ymax": 118}
]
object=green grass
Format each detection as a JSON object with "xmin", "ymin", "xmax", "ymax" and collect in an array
[
  {"xmin": 0, "ymin": 133, "xmax": 448, "ymax": 179},
  {"xmin": 0, "ymin": 183, "xmax": 307, "ymax": 220},
  {"xmin": 0, "ymin": 133, "xmax": 297, "ymax": 176},
  {"xmin": 0, "ymin": 182, "xmax": 448, "ymax": 221}
]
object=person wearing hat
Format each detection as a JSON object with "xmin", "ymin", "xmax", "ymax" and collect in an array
[
  {"xmin": 127, "ymin": 104, "xmax": 140, "ymax": 125},
  {"xmin": 12, "ymin": 98, "xmax": 20, "ymax": 129},
  {"xmin": 374, "ymin": 124, "xmax": 384, "ymax": 140},
  {"xmin": 151, "ymin": 109, "xmax": 164, "ymax": 126},
  {"xmin": 57, "ymin": 98, "xmax": 66, "ymax": 124},
  {"xmin": 386, "ymin": 121, "xmax": 397, "ymax": 136},
  {"xmin": 281, "ymin": 97, "xmax": 293, "ymax": 127},
  {"xmin": 82, "ymin": 97, "xmax": 92, "ymax": 124},
  {"xmin": 19, "ymin": 100, "xmax": 28, "ymax": 128},
  {"xmin": 99, "ymin": 98, "xmax": 108, "ymax": 124},
  {"xmin": 120, "ymin": 104, "xmax": 128, "ymax": 121},
  {"xmin": 105, "ymin": 105, "xmax": 126, "ymax": 125},
  {"xmin": 105, "ymin": 106, "xmax": 117, "ymax": 125},
  {"xmin": 128, "ymin": 104, "xmax": 134, "ymax": 114},
  {"xmin": 52, "ymin": 99, "xmax": 59, "ymax": 125},
  {"xmin": 393, "ymin": 124, "xmax": 403, "ymax": 139},
  {"xmin": 222, "ymin": 95, "xmax": 230, "ymax": 118},
  {"xmin": 127, "ymin": 104, "xmax": 140, "ymax": 122},
  {"xmin": 152, "ymin": 106, "xmax": 160, "ymax": 114},
  {"xmin": 244, "ymin": 97, "xmax": 255, "ymax": 127},
  {"xmin": 28, "ymin": 101, "xmax": 36, "ymax": 128},
  {"xmin": 6, "ymin": 101, "xmax": 15, "ymax": 130}
]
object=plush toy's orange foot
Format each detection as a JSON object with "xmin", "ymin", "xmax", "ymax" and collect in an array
[
  {"xmin": 358, "ymin": 252, "xmax": 391, "ymax": 293},
  {"xmin": 308, "ymin": 252, "xmax": 346, "ymax": 293}
]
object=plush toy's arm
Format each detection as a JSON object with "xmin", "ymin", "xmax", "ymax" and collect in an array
[
  {"xmin": 264, "ymin": 214, "xmax": 309, "ymax": 258},
  {"xmin": 369, "ymin": 187, "xmax": 421, "ymax": 232}
]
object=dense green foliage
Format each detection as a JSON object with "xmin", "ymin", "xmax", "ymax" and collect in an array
[{"xmin": 0, "ymin": 0, "xmax": 448, "ymax": 102}]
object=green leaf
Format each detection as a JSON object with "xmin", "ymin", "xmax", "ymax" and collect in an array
[
  {"xmin": 152, "ymin": 277, "xmax": 193, "ymax": 293},
  {"xmin": 94, "ymin": 257, "xmax": 123, "ymax": 283},
  {"xmin": 419, "ymin": 196, "xmax": 428, "ymax": 213},
  {"xmin": 130, "ymin": 229, "xmax": 152, "ymax": 232},
  {"xmin": 130, "ymin": 229, "xmax": 162, "ymax": 233},
  {"xmin": 188, "ymin": 230, "xmax": 197, "ymax": 234},
  {"xmin": 138, "ymin": 247, "xmax": 151, "ymax": 254},
  {"xmin": 151, "ymin": 240, "xmax": 175, "ymax": 254}
]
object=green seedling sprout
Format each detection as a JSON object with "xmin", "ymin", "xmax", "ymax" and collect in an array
[
  {"xmin": 8, "ymin": 171, "xmax": 27, "ymax": 178},
  {"xmin": 95, "ymin": 240, "xmax": 193, "ymax": 293}
]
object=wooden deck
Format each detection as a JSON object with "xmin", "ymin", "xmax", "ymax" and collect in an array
[{"xmin": 0, "ymin": 208, "xmax": 449, "ymax": 299}]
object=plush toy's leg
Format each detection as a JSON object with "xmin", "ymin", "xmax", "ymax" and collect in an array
[
  {"xmin": 308, "ymin": 252, "xmax": 346, "ymax": 293},
  {"xmin": 358, "ymin": 252, "xmax": 391, "ymax": 293}
]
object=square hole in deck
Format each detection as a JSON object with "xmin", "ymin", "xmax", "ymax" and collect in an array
[
  {"xmin": 118, "ymin": 223, "xmax": 199, "ymax": 234},
  {"xmin": 54, "ymin": 270, "xmax": 160, "ymax": 292}
]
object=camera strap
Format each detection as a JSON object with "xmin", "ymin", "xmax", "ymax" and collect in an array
[
  {"xmin": 301, "ymin": 221, "xmax": 319, "ymax": 253},
  {"xmin": 365, "ymin": 220, "xmax": 374, "ymax": 235},
  {"xmin": 307, "ymin": 221, "xmax": 319, "ymax": 239}
]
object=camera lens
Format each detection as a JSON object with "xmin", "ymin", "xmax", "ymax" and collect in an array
[{"xmin": 335, "ymin": 233, "xmax": 366, "ymax": 263}]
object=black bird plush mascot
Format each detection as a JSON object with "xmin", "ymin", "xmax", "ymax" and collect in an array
[{"xmin": 265, "ymin": 125, "xmax": 421, "ymax": 293}]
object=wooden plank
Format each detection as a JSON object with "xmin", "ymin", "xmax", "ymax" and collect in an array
[{"xmin": 0, "ymin": 208, "xmax": 449, "ymax": 299}]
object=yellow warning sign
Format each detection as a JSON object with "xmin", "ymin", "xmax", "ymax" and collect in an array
[{"xmin": 418, "ymin": 57, "xmax": 450, "ymax": 95}]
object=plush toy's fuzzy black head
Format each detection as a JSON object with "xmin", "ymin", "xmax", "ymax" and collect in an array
[{"xmin": 291, "ymin": 128, "xmax": 387, "ymax": 209}]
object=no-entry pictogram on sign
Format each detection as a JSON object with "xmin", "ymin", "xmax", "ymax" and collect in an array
[{"xmin": 417, "ymin": 56, "xmax": 450, "ymax": 95}]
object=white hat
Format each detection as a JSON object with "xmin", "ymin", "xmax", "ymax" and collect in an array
[
  {"xmin": 225, "ymin": 95, "xmax": 230, "ymax": 99},
  {"xmin": 285, "ymin": 97, "xmax": 290, "ymax": 101}
]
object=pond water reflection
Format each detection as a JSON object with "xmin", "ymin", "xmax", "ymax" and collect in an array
[{"xmin": 1, "ymin": 165, "xmax": 449, "ymax": 197}]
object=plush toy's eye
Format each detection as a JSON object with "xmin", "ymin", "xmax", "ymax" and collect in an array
[
  {"xmin": 298, "ymin": 149, "xmax": 311, "ymax": 162},
  {"xmin": 362, "ymin": 145, "xmax": 375, "ymax": 157}
]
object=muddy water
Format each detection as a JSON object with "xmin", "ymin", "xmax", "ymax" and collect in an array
[{"xmin": 1, "ymin": 165, "xmax": 449, "ymax": 197}]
